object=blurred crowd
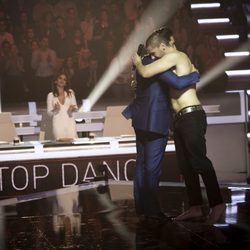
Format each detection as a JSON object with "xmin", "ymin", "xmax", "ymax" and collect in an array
[{"xmin": 0, "ymin": 0, "xmax": 234, "ymax": 104}]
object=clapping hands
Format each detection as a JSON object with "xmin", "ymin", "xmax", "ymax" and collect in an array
[
  {"xmin": 53, "ymin": 102, "xmax": 60, "ymax": 112},
  {"xmin": 67, "ymin": 105, "xmax": 78, "ymax": 117}
]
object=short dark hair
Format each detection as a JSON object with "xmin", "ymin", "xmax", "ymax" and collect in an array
[{"xmin": 146, "ymin": 27, "xmax": 173, "ymax": 48}]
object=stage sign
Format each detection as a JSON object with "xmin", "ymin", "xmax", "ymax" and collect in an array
[{"xmin": 0, "ymin": 153, "xmax": 180, "ymax": 197}]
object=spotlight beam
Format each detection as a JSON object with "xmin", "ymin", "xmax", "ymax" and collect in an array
[
  {"xmin": 82, "ymin": 0, "xmax": 248, "ymax": 108},
  {"xmin": 82, "ymin": 0, "xmax": 185, "ymax": 111},
  {"xmin": 197, "ymin": 41, "xmax": 250, "ymax": 91}
]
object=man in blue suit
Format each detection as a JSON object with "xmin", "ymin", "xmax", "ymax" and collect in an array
[{"xmin": 122, "ymin": 54, "xmax": 199, "ymax": 221}]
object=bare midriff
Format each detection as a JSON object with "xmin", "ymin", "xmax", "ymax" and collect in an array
[{"xmin": 171, "ymin": 88, "xmax": 201, "ymax": 113}]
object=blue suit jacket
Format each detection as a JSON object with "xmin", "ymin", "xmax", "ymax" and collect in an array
[{"xmin": 122, "ymin": 56, "xmax": 199, "ymax": 135}]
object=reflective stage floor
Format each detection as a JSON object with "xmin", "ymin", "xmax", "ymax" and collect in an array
[{"xmin": 0, "ymin": 181, "xmax": 250, "ymax": 250}]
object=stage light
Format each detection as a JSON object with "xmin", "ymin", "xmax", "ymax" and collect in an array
[
  {"xmin": 228, "ymin": 186, "xmax": 250, "ymax": 190},
  {"xmin": 191, "ymin": 3, "xmax": 220, "ymax": 9},
  {"xmin": 224, "ymin": 51, "xmax": 250, "ymax": 57},
  {"xmin": 225, "ymin": 69, "xmax": 250, "ymax": 76},
  {"xmin": 79, "ymin": 99, "xmax": 91, "ymax": 112},
  {"xmin": 80, "ymin": 0, "xmax": 182, "ymax": 110},
  {"xmin": 81, "ymin": 2, "xmax": 248, "ymax": 106},
  {"xmin": 246, "ymin": 90, "xmax": 250, "ymax": 95},
  {"xmin": 197, "ymin": 41, "xmax": 250, "ymax": 90},
  {"xmin": 213, "ymin": 224, "xmax": 230, "ymax": 228},
  {"xmin": 216, "ymin": 34, "xmax": 239, "ymax": 40},
  {"xmin": 198, "ymin": 18, "xmax": 230, "ymax": 24}
]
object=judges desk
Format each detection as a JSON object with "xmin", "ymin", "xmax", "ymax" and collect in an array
[
  {"xmin": 0, "ymin": 91, "xmax": 249, "ymax": 198},
  {"xmin": 0, "ymin": 137, "xmax": 179, "ymax": 198}
]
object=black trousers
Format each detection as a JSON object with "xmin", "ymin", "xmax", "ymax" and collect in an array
[{"xmin": 173, "ymin": 109, "xmax": 223, "ymax": 208}]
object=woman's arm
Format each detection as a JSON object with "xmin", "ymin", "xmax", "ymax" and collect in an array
[
  {"xmin": 47, "ymin": 93, "xmax": 59, "ymax": 116},
  {"xmin": 70, "ymin": 90, "xmax": 78, "ymax": 108},
  {"xmin": 67, "ymin": 90, "xmax": 78, "ymax": 116}
]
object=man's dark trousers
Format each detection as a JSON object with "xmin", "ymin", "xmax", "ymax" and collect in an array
[{"xmin": 134, "ymin": 129, "xmax": 168, "ymax": 216}]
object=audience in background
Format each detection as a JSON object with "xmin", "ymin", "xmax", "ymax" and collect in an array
[
  {"xmin": 1, "ymin": 41, "xmax": 25, "ymax": 103},
  {"xmin": 79, "ymin": 9, "xmax": 95, "ymax": 48},
  {"xmin": 32, "ymin": 0, "xmax": 54, "ymax": 27},
  {"xmin": 31, "ymin": 36, "xmax": 57, "ymax": 101},
  {"xmin": 0, "ymin": 18, "xmax": 14, "ymax": 48},
  {"xmin": 50, "ymin": 16, "xmax": 70, "ymax": 60},
  {"xmin": 0, "ymin": 0, "xmax": 230, "ymax": 104},
  {"xmin": 38, "ymin": 11, "xmax": 55, "ymax": 39},
  {"xmin": 13, "ymin": 11, "xmax": 31, "ymax": 45}
]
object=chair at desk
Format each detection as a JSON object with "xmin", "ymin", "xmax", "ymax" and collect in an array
[
  {"xmin": 0, "ymin": 112, "xmax": 18, "ymax": 143},
  {"xmin": 39, "ymin": 111, "xmax": 54, "ymax": 140},
  {"xmin": 103, "ymin": 106, "xmax": 135, "ymax": 137}
]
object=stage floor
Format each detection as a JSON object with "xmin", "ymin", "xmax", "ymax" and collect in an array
[{"xmin": 0, "ymin": 181, "xmax": 249, "ymax": 250}]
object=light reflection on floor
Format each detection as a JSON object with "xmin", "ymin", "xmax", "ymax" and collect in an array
[{"xmin": 0, "ymin": 180, "xmax": 250, "ymax": 250}]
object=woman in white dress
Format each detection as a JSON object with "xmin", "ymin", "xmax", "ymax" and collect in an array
[{"xmin": 47, "ymin": 72, "xmax": 78, "ymax": 140}]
